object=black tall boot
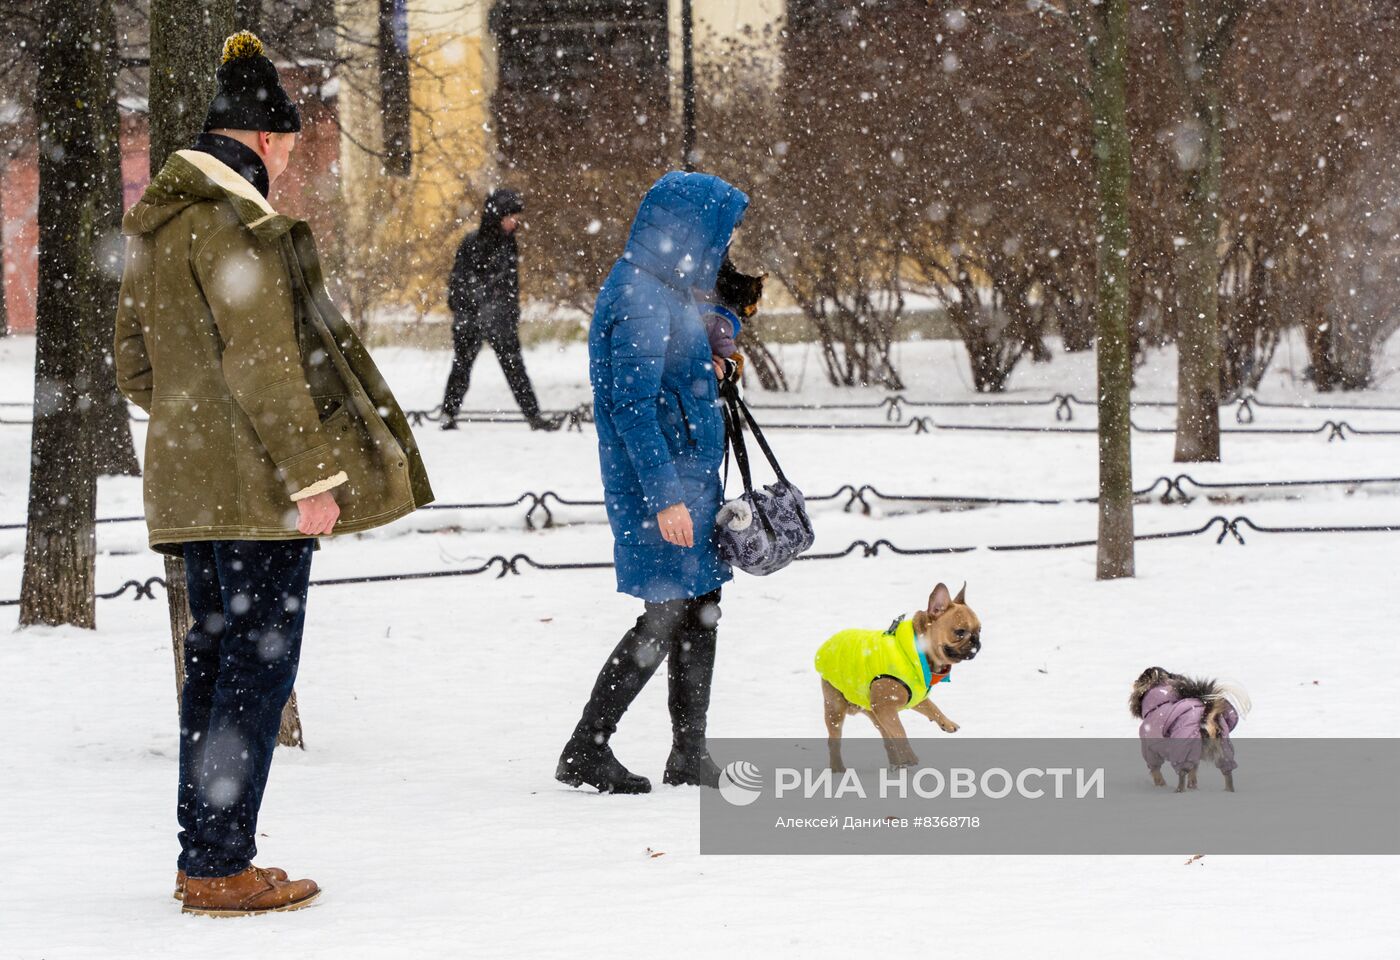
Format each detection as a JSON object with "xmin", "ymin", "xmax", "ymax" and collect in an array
[
  {"xmin": 663, "ymin": 591, "xmax": 723, "ymax": 788},
  {"xmin": 556, "ymin": 602, "xmax": 685, "ymax": 794}
]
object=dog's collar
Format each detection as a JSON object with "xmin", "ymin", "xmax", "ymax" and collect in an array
[
  {"xmin": 891, "ymin": 615, "xmax": 951, "ymax": 689},
  {"xmin": 911, "ymin": 634, "xmax": 951, "ymax": 690},
  {"xmin": 919, "ymin": 648, "xmax": 951, "ymax": 689},
  {"xmin": 918, "ymin": 648, "xmax": 934, "ymax": 689}
]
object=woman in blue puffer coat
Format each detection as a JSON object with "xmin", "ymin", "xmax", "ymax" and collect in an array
[{"xmin": 556, "ymin": 171, "xmax": 749, "ymax": 794}]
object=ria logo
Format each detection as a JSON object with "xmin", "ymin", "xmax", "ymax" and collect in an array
[{"xmin": 718, "ymin": 760, "xmax": 764, "ymax": 806}]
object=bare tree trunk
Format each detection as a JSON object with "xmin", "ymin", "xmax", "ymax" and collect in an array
[
  {"xmin": 18, "ymin": 0, "xmax": 123, "ymax": 627},
  {"xmin": 149, "ymin": 0, "xmax": 303, "ymax": 747},
  {"xmin": 1090, "ymin": 0, "xmax": 1136, "ymax": 580},
  {"xmin": 90, "ymin": 16, "xmax": 139, "ymax": 478},
  {"xmin": 165, "ymin": 555, "xmax": 193, "ymax": 695},
  {"xmin": 149, "ymin": 0, "xmax": 232, "ymax": 173},
  {"xmin": 235, "ymin": 0, "xmax": 263, "ymax": 35},
  {"xmin": 278, "ymin": 690, "xmax": 306, "ymax": 748},
  {"xmin": 377, "ymin": 0, "xmax": 412, "ymax": 176},
  {"xmin": 736, "ymin": 328, "xmax": 788, "ymax": 391},
  {"xmin": 1172, "ymin": 0, "xmax": 1236, "ymax": 463}
]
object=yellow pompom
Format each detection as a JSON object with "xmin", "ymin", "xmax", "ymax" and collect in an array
[{"xmin": 221, "ymin": 30, "xmax": 264, "ymax": 64}]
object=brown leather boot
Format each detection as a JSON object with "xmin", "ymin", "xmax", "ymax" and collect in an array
[
  {"xmin": 174, "ymin": 866, "xmax": 288, "ymax": 900},
  {"xmin": 181, "ymin": 866, "xmax": 319, "ymax": 916}
]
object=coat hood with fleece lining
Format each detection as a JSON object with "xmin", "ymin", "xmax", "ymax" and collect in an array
[
  {"xmin": 620, "ymin": 171, "xmax": 748, "ymax": 294},
  {"xmin": 122, "ymin": 149, "xmax": 299, "ymax": 242}
]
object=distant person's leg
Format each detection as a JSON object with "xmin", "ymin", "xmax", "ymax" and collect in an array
[
  {"xmin": 487, "ymin": 324, "xmax": 551, "ymax": 427},
  {"xmin": 441, "ymin": 316, "xmax": 485, "ymax": 428}
]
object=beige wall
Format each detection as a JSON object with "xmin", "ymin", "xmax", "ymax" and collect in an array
[
  {"xmin": 335, "ymin": 0, "xmax": 498, "ymax": 316},
  {"xmin": 406, "ymin": 12, "xmax": 496, "ymax": 221},
  {"xmin": 697, "ymin": 0, "xmax": 786, "ymax": 42},
  {"xmin": 669, "ymin": 0, "xmax": 786, "ymax": 116}
]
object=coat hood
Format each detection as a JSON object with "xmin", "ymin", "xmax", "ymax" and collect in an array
[
  {"xmin": 481, "ymin": 188, "xmax": 524, "ymax": 230},
  {"xmin": 708, "ymin": 303, "xmax": 743, "ymax": 342},
  {"xmin": 622, "ymin": 171, "xmax": 749, "ymax": 293},
  {"xmin": 1139, "ymin": 684, "xmax": 1180, "ymax": 719},
  {"xmin": 122, "ymin": 149, "xmax": 298, "ymax": 242}
]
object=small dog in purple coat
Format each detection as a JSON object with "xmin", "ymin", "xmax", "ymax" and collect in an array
[{"xmin": 1130, "ymin": 667, "xmax": 1251, "ymax": 793}]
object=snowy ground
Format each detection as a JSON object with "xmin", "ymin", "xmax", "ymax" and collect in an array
[{"xmin": 2, "ymin": 331, "xmax": 1399, "ymax": 958}]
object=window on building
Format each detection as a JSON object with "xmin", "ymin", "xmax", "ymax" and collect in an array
[{"xmin": 490, "ymin": 0, "xmax": 669, "ymax": 167}]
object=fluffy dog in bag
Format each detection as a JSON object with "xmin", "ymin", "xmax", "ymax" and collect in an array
[{"xmin": 1130, "ymin": 667, "xmax": 1252, "ymax": 792}]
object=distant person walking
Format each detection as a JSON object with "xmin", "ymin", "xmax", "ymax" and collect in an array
[
  {"xmin": 114, "ymin": 31, "xmax": 433, "ymax": 916},
  {"xmin": 441, "ymin": 189, "xmax": 557, "ymax": 430}
]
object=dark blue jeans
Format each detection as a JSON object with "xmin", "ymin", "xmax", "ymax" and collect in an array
[{"xmin": 177, "ymin": 539, "xmax": 314, "ymax": 878}]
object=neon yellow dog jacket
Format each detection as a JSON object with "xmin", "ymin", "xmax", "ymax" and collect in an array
[{"xmin": 815, "ymin": 617, "xmax": 951, "ymax": 710}]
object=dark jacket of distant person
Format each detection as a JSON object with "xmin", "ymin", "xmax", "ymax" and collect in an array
[{"xmin": 446, "ymin": 188, "xmax": 524, "ymax": 334}]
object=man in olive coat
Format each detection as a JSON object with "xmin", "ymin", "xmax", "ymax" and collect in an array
[{"xmin": 114, "ymin": 31, "xmax": 432, "ymax": 916}]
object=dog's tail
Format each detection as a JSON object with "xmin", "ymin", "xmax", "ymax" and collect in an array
[
  {"xmin": 1202, "ymin": 680, "xmax": 1251, "ymax": 741},
  {"xmin": 1211, "ymin": 680, "xmax": 1252, "ymax": 720}
]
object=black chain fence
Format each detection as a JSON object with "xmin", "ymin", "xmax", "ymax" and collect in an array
[
  {"xmin": 5, "ymin": 473, "xmax": 1396, "ymax": 535},
  {"xmin": 5, "ymin": 394, "xmax": 1399, "ymax": 604},
  {"xmin": 748, "ymin": 392, "xmax": 1400, "ymax": 426},
  {"xmin": 9, "ymin": 391, "xmax": 1400, "ymax": 433},
  {"xmin": 419, "ymin": 397, "xmax": 1400, "ymax": 438},
  {"xmin": 4, "ymin": 513, "xmax": 1397, "ymax": 607},
  {"xmin": 727, "ymin": 414, "xmax": 1400, "ymax": 439}
]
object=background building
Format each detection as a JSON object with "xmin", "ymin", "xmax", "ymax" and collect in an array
[{"xmin": 330, "ymin": 0, "xmax": 785, "ymax": 327}]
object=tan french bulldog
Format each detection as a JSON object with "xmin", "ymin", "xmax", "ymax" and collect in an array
[{"xmin": 816, "ymin": 582, "xmax": 982, "ymax": 772}]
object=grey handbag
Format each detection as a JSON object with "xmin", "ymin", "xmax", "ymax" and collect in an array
[{"xmin": 714, "ymin": 384, "xmax": 815, "ymax": 576}]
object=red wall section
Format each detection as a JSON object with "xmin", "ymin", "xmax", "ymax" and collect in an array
[{"xmin": 3, "ymin": 85, "xmax": 339, "ymax": 334}]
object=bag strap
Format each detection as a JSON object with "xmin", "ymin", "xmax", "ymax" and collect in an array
[
  {"xmin": 721, "ymin": 396, "xmax": 736, "ymax": 492},
  {"xmin": 726, "ymin": 389, "xmax": 792, "ymax": 487},
  {"xmin": 720, "ymin": 383, "xmax": 781, "ymax": 538},
  {"xmin": 721, "ymin": 383, "xmax": 758, "ymax": 500}
]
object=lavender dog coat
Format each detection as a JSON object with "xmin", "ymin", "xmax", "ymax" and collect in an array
[{"xmin": 1138, "ymin": 684, "xmax": 1241, "ymax": 776}]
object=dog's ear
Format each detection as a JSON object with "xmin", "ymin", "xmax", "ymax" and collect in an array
[
  {"xmin": 953, "ymin": 582, "xmax": 967, "ymax": 605},
  {"xmin": 928, "ymin": 583, "xmax": 952, "ymax": 619}
]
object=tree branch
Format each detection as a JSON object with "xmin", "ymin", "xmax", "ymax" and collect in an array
[{"xmin": 985, "ymin": 12, "xmax": 1091, "ymax": 101}]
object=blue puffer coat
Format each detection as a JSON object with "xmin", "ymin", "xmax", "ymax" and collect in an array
[{"xmin": 589, "ymin": 172, "xmax": 750, "ymax": 602}]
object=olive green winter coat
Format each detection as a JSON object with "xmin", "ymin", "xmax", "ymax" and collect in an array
[{"xmin": 115, "ymin": 149, "xmax": 433, "ymax": 554}]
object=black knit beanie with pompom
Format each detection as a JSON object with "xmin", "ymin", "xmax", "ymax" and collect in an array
[{"xmin": 202, "ymin": 31, "xmax": 302, "ymax": 134}]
